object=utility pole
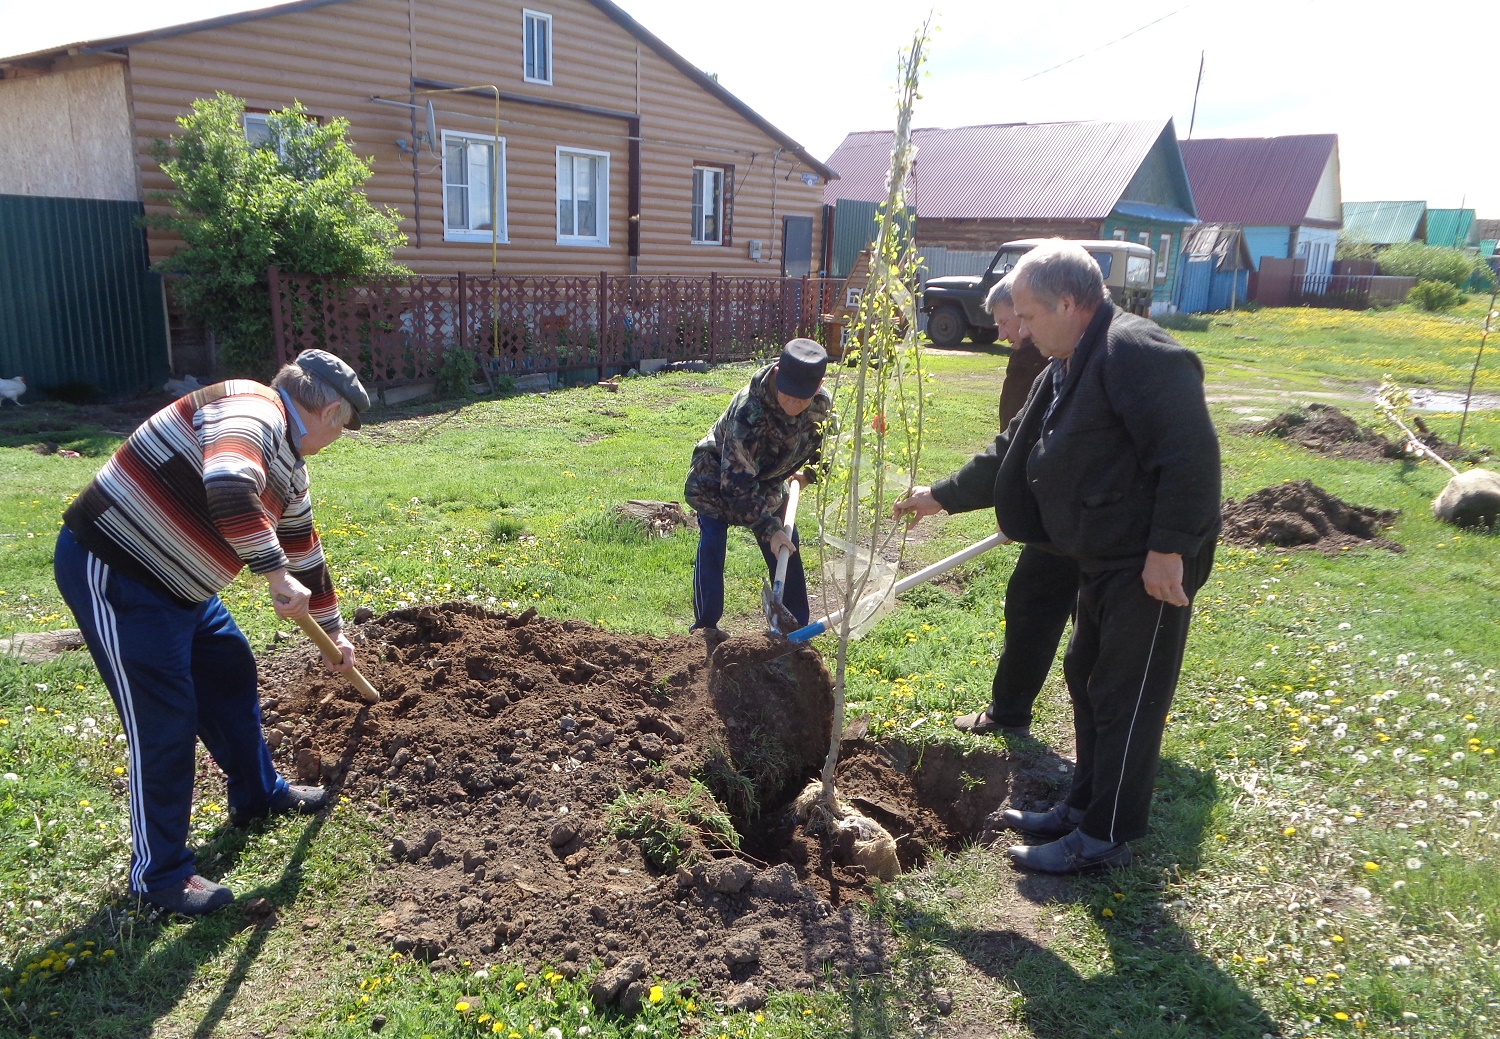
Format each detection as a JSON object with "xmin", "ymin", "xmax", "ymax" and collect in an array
[{"xmin": 1188, "ymin": 50, "xmax": 1205, "ymax": 138}]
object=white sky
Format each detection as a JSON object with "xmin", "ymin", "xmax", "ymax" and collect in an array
[{"xmin": 5, "ymin": 0, "xmax": 1498, "ymax": 213}]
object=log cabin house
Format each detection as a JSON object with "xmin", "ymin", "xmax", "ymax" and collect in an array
[{"xmin": 0, "ymin": 0, "xmax": 836, "ymax": 389}]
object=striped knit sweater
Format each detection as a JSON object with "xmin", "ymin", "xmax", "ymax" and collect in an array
[{"xmin": 63, "ymin": 380, "xmax": 342, "ymax": 632}]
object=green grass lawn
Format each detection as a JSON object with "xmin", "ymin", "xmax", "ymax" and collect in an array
[{"xmin": 2, "ymin": 301, "xmax": 1499, "ymax": 1038}]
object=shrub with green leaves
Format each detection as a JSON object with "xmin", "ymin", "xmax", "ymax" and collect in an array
[
  {"xmin": 1377, "ymin": 241, "xmax": 1491, "ymax": 289},
  {"xmin": 1406, "ymin": 279, "xmax": 1467, "ymax": 312},
  {"xmin": 148, "ymin": 93, "xmax": 409, "ymax": 377}
]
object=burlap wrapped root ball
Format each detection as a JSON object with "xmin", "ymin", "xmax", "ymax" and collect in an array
[
  {"xmin": 792, "ymin": 779, "xmax": 900, "ymax": 881},
  {"xmin": 1432, "ymin": 469, "xmax": 1500, "ymax": 529}
]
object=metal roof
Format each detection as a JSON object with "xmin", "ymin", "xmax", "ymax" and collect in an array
[
  {"xmin": 0, "ymin": 0, "xmax": 836, "ymax": 181},
  {"xmin": 1342, "ymin": 201, "xmax": 1427, "ymax": 245},
  {"xmin": 822, "ymin": 119, "xmax": 1183, "ymax": 221},
  {"xmin": 1424, "ymin": 208, "xmax": 1475, "ymax": 248},
  {"xmin": 1182, "ymin": 223, "xmax": 1254, "ymax": 271},
  {"xmin": 1179, "ymin": 134, "xmax": 1338, "ymax": 227}
]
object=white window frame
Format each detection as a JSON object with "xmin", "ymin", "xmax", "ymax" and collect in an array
[
  {"xmin": 1111, "ymin": 227, "xmax": 1127, "ymax": 241},
  {"xmin": 1156, "ymin": 233, "xmax": 1172, "ymax": 280},
  {"xmin": 242, "ymin": 112, "xmax": 274, "ymax": 149},
  {"xmin": 556, "ymin": 147, "xmax": 609, "ymax": 246},
  {"xmin": 442, "ymin": 130, "xmax": 508, "ymax": 244},
  {"xmin": 523, "ymin": 10, "xmax": 553, "ymax": 85},
  {"xmin": 691, "ymin": 165, "xmax": 724, "ymax": 245},
  {"xmin": 1137, "ymin": 231, "xmax": 1151, "ymax": 249}
]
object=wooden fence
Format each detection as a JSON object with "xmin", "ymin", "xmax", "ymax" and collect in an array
[{"xmin": 268, "ymin": 267, "xmax": 843, "ymax": 386}]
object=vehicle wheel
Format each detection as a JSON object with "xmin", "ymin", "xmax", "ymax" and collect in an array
[
  {"xmin": 927, "ymin": 306, "xmax": 969, "ymax": 347},
  {"xmin": 972, "ymin": 327, "xmax": 1000, "ymax": 345}
]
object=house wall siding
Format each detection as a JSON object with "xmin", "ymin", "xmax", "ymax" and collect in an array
[
  {"xmin": 0, "ymin": 60, "xmax": 138, "ymax": 201},
  {"xmin": 1307, "ymin": 149, "xmax": 1341, "ymax": 225},
  {"xmin": 1242, "ymin": 226, "xmax": 1293, "ymax": 271},
  {"xmin": 122, "ymin": 0, "xmax": 825, "ymax": 277}
]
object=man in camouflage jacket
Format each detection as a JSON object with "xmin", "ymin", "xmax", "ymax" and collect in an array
[{"xmin": 684, "ymin": 339, "xmax": 831, "ymax": 633}]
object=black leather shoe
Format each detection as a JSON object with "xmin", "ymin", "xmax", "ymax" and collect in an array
[
  {"xmin": 1007, "ymin": 830, "xmax": 1132, "ymax": 875},
  {"xmin": 230, "ymin": 784, "xmax": 327, "ymax": 827},
  {"xmin": 1000, "ymin": 802, "xmax": 1079, "ymax": 838}
]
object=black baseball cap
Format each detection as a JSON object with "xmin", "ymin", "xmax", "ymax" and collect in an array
[
  {"xmin": 774, "ymin": 338, "xmax": 828, "ymax": 399},
  {"xmin": 294, "ymin": 349, "xmax": 370, "ymax": 429}
]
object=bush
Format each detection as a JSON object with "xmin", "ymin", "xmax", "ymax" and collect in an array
[
  {"xmin": 1406, "ymin": 280, "xmax": 1467, "ymax": 312},
  {"xmin": 1377, "ymin": 242, "xmax": 1491, "ymax": 290},
  {"xmin": 148, "ymin": 93, "xmax": 409, "ymax": 377}
]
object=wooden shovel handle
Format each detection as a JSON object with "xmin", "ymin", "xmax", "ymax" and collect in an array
[{"xmin": 294, "ymin": 616, "xmax": 380, "ymax": 704}]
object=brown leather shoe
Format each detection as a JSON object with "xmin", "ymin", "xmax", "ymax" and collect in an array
[{"xmin": 953, "ymin": 709, "xmax": 1030, "ymax": 739}]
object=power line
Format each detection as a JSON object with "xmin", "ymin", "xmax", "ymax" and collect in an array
[{"xmin": 1020, "ymin": 2, "xmax": 1199, "ymax": 82}]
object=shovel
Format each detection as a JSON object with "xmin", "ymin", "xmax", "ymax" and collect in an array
[
  {"xmin": 760, "ymin": 479, "xmax": 802, "ymax": 634},
  {"xmin": 294, "ymin": 616, "xmax": 380, "ymax": 704},
  {"xmin": 713, "ymin": 531, "xmax": 1010, "ymax": 672},
  {"xmin": 786, "ymin": 531, "xmax": 1009, "ymax": 644}
]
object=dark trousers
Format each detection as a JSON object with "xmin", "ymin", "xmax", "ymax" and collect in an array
[
  {"xmin": 691, "ymin": 514, "xmax": 809, "ymax": 631},
  {"xmin": 989, "ymin": 545, "xmax": 1080, "ymax": 727},
  {"xmin": 53, "ymin": 527, "xmax": 288, "ymax": 894},
  {"xmin": 1062, "ymin": 547, "xmax": 1214, "ymax": 845}
]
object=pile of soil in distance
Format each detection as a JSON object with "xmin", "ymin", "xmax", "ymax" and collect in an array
[
  {"xmin": 1221, "ymin": 479, "xmax": 1402, "ymax": 555},
  {"xmin": 259, "ymin": 603, "xmax": 1051, "ymax": 1010},
  {"xmin": 1255, "ymin": 403, "xmax": 1473, "ymax": 463}
]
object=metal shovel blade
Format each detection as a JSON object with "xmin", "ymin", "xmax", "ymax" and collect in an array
[{"xmin": 761, "ymin": 576, "xmax": 798, "ymax": 635}]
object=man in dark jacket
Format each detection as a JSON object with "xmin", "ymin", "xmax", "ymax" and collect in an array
[
  {"xmin": 953, "ymin": 279, "xmax": 1081, "ymax": 740},
  {"xmin": 684, "ymin": 339, "xmax": 831, "ymax": 635},
  {"xmin": 895, "ymin": 240, "xmax": 1220, "ymax": 874}
]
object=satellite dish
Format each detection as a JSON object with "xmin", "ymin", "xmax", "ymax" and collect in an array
[{"xmin": 425, "ymin": 100, "xmax": 438, "ymax": 154}]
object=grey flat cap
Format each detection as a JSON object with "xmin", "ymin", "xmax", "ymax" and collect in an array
[
  {"xmin": 774, "ymin": 338, "xmax": 828, "ymax": 399},
  {"xmin": 294, "ymin": 349, "xmax": 370, "ymax": 429}
]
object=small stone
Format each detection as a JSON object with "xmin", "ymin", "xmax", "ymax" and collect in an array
[
  {"xmin": 723, "ymin": 932, "xmax": 761, "ymax": 966},
  {"xmin": 370, "ymin": 1013, "xmax": 387, "ymax": 1032},
  {"xmin": 549, "ymin": 819, "xmax": 579, "ymax": 848},
  {"xmin": 933, "ymin": 988, "xmax": 954, "ymax": 1014},
  {"xmin": 354, "ymin": 606, "xmax": 376, "ymax": 624},
  {"xmin": 302, "ymin": 915, "xmax": 323, "ymax": 931}
]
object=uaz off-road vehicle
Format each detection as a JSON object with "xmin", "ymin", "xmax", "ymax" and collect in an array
[{"xmin": 921, "ymin": 239, "xmax": 1156, "ymax": 347}]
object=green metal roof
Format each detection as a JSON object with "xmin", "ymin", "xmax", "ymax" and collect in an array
[
  {"xmin": 1425, "ymin": 208, "xmax": 1476, "ymax": 248},
  {"xmin": 1341, "ymin": 201, "xmax": 1426, "ymax": 245}
]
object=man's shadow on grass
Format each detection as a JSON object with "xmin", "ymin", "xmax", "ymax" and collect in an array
[
  {"xmin": 7, "ymin": 811, "xmax": 327, "ymax": 1039},
  {"xmin": 851, "ymin": 758, "xmax": 1281, "ymax": 1039}
]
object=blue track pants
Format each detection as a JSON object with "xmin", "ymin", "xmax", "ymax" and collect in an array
[
  {"xmin": 691, "ymin": 515, "xmax": 809, "ymax": 631},
  {"xmin": 53, "ymin": 527, "xmax": 288, "ymax": 894}
]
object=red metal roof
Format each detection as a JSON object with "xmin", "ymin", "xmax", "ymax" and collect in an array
[
  {"xmin": 822, "ymin": 119, "xmax": 1176, "ymax": 221},
  {"xmin": 1179, "ymin": 134, "xmax": 1338, "ymax": 227}
]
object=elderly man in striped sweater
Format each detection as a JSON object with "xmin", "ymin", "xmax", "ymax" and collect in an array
[{"xmin": 53, "ymin": 350, "xmax": 367, "ymax": 915}]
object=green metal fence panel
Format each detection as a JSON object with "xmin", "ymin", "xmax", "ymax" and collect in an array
[
  {"xmin": 829, "ymin": 198, "xmax": 914, "ymax": 279},
  {"xmin": 0, "ymin": 194, "xmax": 169, "ymax": 399}
]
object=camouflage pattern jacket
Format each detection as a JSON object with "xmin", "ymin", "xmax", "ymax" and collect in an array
[{"xmin": 684, "ymin": 363, "xmax": 832, "ymax": 544}]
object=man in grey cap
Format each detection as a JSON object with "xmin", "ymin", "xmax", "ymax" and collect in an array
[
  {"xmin": 53, "ymin": 349, "xmax": 368, "ymax": 915},
  {"xmin": 684, "ymin": 338, "xmax": 832, "ymax": 635}
]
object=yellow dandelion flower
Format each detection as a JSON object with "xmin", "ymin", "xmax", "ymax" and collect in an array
[
  {"xmin": 1101, "ymin": 907, "xmax": 1114, "ymax": 918},
  {"xmin": 1334, "ymin": 1012, "xmax": 1350, "ymax": 1021},
  {"xmin": 1363, "ymin": 861, "xmax": 1380, "ymax": 872},
  {"xmin": 515, "ymin": 981, "xmax": 527, "ymax": 992},
  {"xmin": 455, "ymin": 1001, "xmax": 471, "ymax": 1012},
  {"xmin": 1283, "ymin": 826, "xmax": 1297, "ymax": 836},
  {"xmin": 649, "ymin": 985, "xmax": 664, "ymax": 1003},
  {"xmin": 1303, "ymin": 976, "xmax": 1318, "ymax": 985}
]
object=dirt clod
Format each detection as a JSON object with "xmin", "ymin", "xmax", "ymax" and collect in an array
[
  {"xmin": 1255, "ymin": 403, "xmax": 1474, "ymax": 463},
  {"xmin": 1221, "ymin": 480, "xmax": 1402, "ymax": 555}
]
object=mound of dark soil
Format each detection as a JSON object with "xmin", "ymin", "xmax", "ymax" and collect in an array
[
  {"xmin": 1255, "ymin": 403, "xmax": 1472, "ymax": 463},
  {"xmin": 1221, "ymin": 479, "xmax": 1402, "ymax": 555},
  {"xmin": 258, "ymin": 603, "xmax": 1050, "ymax": 1006}
]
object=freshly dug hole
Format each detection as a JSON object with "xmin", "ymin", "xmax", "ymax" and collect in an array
[{"xmin": 257, "ymin": 603, "xmax": 1037, "ymax": 1002}]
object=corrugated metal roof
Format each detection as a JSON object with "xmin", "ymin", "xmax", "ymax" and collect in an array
[
  {"xmin": 1182, "ymin": 223, "xmax": 1253, "ymax": 271},
  {"xmin": 822, "ymin": 119, "xmax": 1178, "ymax": 221},
  {"xmin": 1179, "ymin": 134, "xmax": 1337, "ymax": 227},
  {"xmin": 1424, "ymin": 208, "xmax": 1475, "ymax": 248},
  {"xmin": 1342, "ymin": 201, "xmax": 1427, "ymax": 245}
]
